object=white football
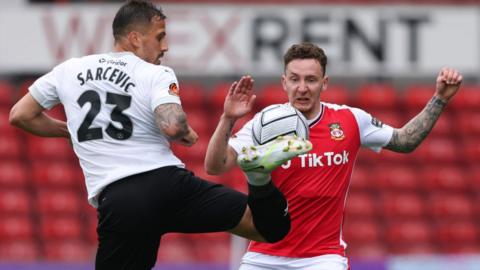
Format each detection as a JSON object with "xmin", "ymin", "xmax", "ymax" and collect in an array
[{"xmin": 252, "ymin": 104, "xmax": 309, "ymax": 145}]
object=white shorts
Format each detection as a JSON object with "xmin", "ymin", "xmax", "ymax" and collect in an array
[{"xmin": 239, "ymin": 252, "xmax": 349, "ymax": 270}]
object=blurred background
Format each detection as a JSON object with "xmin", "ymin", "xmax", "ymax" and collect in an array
[{"xmin": 0, "ymin": 0, "xmax": 479, "ymax": 269}]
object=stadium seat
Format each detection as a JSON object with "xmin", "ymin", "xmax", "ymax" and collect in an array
[
  {"xmin": 375, "ymin": 165, "xmax": 419, "ymax": 191},
  {"xmin": 462, "ymin": 138, "xmax": 480, "ymax": 164},
  {"xmin": 434, "ymin": 221, "xmax": 478, "ymax": 245},
  {"xmin": 450, "ymin": 85, "xmax": 480, "ymax": 112},
  {"xmin": 45, "ymin": 105, "xmax": 66, "ymax": 121},
  {"xmin": 184, "ymin": 109, "xmax": 212, "ymax": 137},
  {"xmin": 385, "ymin": 219, "xmax": 432, "ymax": 246},
  {"xmin": 343, "ymin": 218, "xmax": 381, "ymax": 244},
  {"xmin": 321, "ymin": 84, "xmax": 350, "ymax": 105},
  {"xmin": 0, "ymin": 216, "xmax": 33, "ymax": 240},
  {"xmin": 256, "ymin": 83, "xmax": 288, "ymax": 109},
  {"xmin": 350, "ymin": 164, "xmax": 373, "ymax": 192},
  {"xmin": 31, "ymin": 161, "xmax": 83, "ymax": 189},
  {"xmin": 368, "ymin": 110, "xmax": 404, "ymax": 129},
  {"xmin": 457, "ymin": 111, "xmax": 480, "ymax": 137},
  {"xmin": 411, "ymin": 138, "xmax": 457, "ymax": 163},
  {"xmin": 428, "ymin": 193, "xmax": 474, "ymax": 219},
  {"xmin": 208, "ymin": 82, "xmax": 232, "ymax": 112},
  {"xmin": 0, "ymin": 80, "xmax": 15, "ymax": 107},
  {"xmin": 0, "ymin": 135, "xmax": 22, "ymax": 160},
  {"xmin": 26, "ymin": 136, "xmax": 74, "ymax": 160},
  {"xmin": 380, "ymin": 192, "xmax": 425, "ymax": 219},
  {"xmin": 191, "ymin": 234, "xmax": 230, "ymax": 262},
  {"xmin": 43, "ymin": 241, "xmax": 94, "ymax": 261},
  {"xmin": 40, "ymin": 216, "xmax": 83, "ymax": 241},
  {"xmin": 0, "ymin": 160, "xmax": 29, "ymax": 188},
  {"xmin": 346, "ymin": 241, "xmax": 386, "ymax": 258},
  {"xmin": 0, "ymin": 189, "xmax": 31, "ymax": 215},
  {"xmin": 178, "ymin": 81, "xmax": 207, "ymax": 110},
  {"xmin": 0, "ymin": 109, "xmax": 20, "ymax": 138},
  {"xmin": 422, "ymin": 166, "xmax": 468, "ymax": 191},
  {"xmin": 345, "ymin": 192, "xmax": 377, "ymax": 218},
  {"xmin": 36, "ymin": 189, "xmax": 82, "ymax": 216},
  {"xmin": 403, "ymin": 84, "xmax": 435, "ymax": 111},
  {"xmin": 157, "ymin": 234, "xmax": 196, "ymax": 262},
  {"xmin": 0, "ymin": 240, "xmax": 39, "ymax": 261},
  {"xmin": 355, "ymin": 83, "xmax": 400, "ymax": 110}
]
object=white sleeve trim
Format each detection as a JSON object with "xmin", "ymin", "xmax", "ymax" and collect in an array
[
  {"xmin": 350, "ymin": 107, "xmax": 394, "ymax": 153},
  {"xmin": 150, "ymin": 96, "xmax": 181, "ymax": 112}
]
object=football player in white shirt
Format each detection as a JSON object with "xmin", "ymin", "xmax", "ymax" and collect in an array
[
  {"xmin": 205, "ymin": 42, "xmax": 463, "ymax": 270},
  {"xmin": 9, "ymin": 1, "xmax": 312, "ymax": 269}
]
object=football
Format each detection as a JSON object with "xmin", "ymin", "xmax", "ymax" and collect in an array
[{"xmin": 252, "ymin": 104, "xmax": 309, "ymax": 145}]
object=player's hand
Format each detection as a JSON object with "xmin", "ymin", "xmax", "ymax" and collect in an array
[
  {"xmin": 223, "ymin": 75, "xmax": 256, "ymax": 120},
  {"xmin": 176, "ymin": 125, "xmax": 198, "ymax": 147},
  {"xmin": 435, "ymin": 67, "xmax": 463, "ymax": 102}
]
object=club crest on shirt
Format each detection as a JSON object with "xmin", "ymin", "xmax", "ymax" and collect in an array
[
  {"xmin": 168, "ymin": 83, "xmax": 179, "ymax": 96},
  {"xmin": 371, "ymin": 117, "xmax": 384, "ymax": 128},
  {"xmin": 329, "ymin": 123, "xmax": 345, "ymax": 141}
]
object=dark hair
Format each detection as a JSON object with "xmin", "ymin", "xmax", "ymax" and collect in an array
[
  {"xmin": 113, "ymin": 0, "xmax": 166, "ymax": 41},
  {"xmin": 283, "ymin": 42, "xmax": 328, "ymax": 75}
]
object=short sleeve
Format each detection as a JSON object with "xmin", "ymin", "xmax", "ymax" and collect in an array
[
  {"xmin": 350, "ymin": 107, "xmax": 394, "ymax": 152},
  {"xmin": 150, "ymin": 67, "xmax": 181, "ymax": 111},
  {"xmin": 229, "ymin": 118, "xmax": 255, "ymax": 154},
  {"xmin": 29, "ymin": 65, "xmax": 63, "ymax": 109}
]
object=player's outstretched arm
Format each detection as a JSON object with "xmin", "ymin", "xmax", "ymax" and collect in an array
[
  {"xmin": 385, "ymin": 67, "xmax": 462, "ymax": 153},
  {"xmin": 9, "ymin": 93, "xmax": 69, "ymax": 138},
  {"xmin": 205, "ymin": 76, "xmax": 256, "ymax": 175}
]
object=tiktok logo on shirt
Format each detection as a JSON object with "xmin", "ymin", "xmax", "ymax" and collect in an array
[{"xmin": 281, "ymin": 151, "xmax": 349, "ymax": 169}]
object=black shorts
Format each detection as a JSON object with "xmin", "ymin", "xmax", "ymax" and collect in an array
[{"xmin": 95, "ymin": 166, "xmax": 247, "ymax": 270}]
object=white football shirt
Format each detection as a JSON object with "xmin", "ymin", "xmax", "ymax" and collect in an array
[{"xmin": 29, "ymin": 51, "xmax": 184, "ymax": 207}]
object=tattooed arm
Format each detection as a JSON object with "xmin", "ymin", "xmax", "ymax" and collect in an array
[
  {"xmin": 155, "ymin": 103, "xmax": 190, "ymax": 140},
  {"xmin": 385, "ymin": 67, "xmax": 463, "ymax": 153},
  {"xmin": 205, "ymin": 76, "xmax": 256, "ymax": 174}
]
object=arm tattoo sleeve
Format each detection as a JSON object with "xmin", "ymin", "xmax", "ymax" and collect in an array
[
  {"xmin": 155, "ymin": 103, "xmax": 189, "ymax": 140},
  {"xmin": 385, "ymin": 96, "xmax": 447, "ymax": 153}
]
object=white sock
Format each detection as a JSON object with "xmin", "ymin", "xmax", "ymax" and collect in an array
[{"xmin": 244, "ymin": 171, "xmax": 271, "ymax": 186}]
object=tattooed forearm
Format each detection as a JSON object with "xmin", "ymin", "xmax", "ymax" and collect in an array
[
  {"xmin": 385, "ymin": 96, "xmax": 447, "ymax": 153},
  {"xmin": 155, "ymin": 104, "xmax": 189, "ymax": 140}
]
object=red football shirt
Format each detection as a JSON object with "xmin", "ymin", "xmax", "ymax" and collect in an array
[{"xmin": 230, "ymin": 103, "xmax": 393, "ymax": 258}]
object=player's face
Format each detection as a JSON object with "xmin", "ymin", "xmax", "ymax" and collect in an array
[
  {"xmin": 136, "ymin": 16, "xmax": 168, "ymax": 65},
  {"xmin": 282, "ymin": 59, "xmax": 328, "ymax": 120}
]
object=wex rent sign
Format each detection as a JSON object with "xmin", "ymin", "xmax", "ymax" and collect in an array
[{"xmin": 0, "ymin": 4, "xmax": 478, "ymax": 76}]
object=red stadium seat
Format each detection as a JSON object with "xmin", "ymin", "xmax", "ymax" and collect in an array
[
  {"xmin": 184, "ymin": 109, "xmax": 213, "ymax": 137},
  {"xmin": 0, "ymin": 80, "xmax": 15, "ymax": 107},
  {"xmin": 368, "ymin": 110, "xmax": 404, "ymax": 129},
  {"xmin": 380, "ymin": 192, "xmax": 425, "ymax": 219},
  {"xmin": 40, "ymin": 216, "xmax": 83, "ymax": 241},
  {"xmin": 0, "ymin": 109, "xmax": 20, "ymax": 138},
  {"xmin": 157, "ymin": 234, "xmax": 196, "ymax": 263},
  {"xmin": 178, "ymin": 81, "xmax": 207, "ymax": 110},
  {"xmin": 345, "ymin": 192, "xmax": 377, "ymax": 218},
  {"xmin": 450, "ymin": 85, "xmax": 480, "ymax": 112},
  {"xmin": 36, "ymin": 189, "xmax": 81, "ymax": 216},
  {"xmin": 343, "ymin": 218, "xmax": 381, "ymax": 244},
  {"xmin": 0, "ymin": 216, "xmax": 33, "ymax": 240},
  {"xmin": 403, "ymin": 84, "xmax": 435, "ymax": 111},
  {"xmin": 45, "ymin": 105, "xmax": 66, "ymax": 121},
  {"xmin": 411, "ymin": 138, "xmax": 457, "ymax": 163},
  {"xmin": 422, "ymin": 166, "xmax": 468, "ymax": 191},
  {"xmin": 346, "ymin": 241, "xmax": 386, "ymax": 258},
  {"xmin": 462, "ymin": 138, "xmax": 480, "ymax": 164},
  {"xmin": 43, "ymin": 241, "xmax": 94, "ymax": 261},
  {"xmin": 375, "ymin": 165, "xmax": 419, "ymax": 191},
  {"xmin": 0, "ymin": 160, "xmax": 29, "ymax": 188},
  {"xmin": 0, "ymin": 135, "xmax": 22, "ymax": 160},
  {"xmin": 386, "ymin": 219, "xmax": 432, "ymax": 246},
  {"xmin": 428, "ymin": 193, "xmax": 474, "ymax": 219},
  {"xmin": 355, "ymin": 83, "xmax": 400, "ymax": 110},
  {"xmin": 31, "ymin": 161, "xmax": 83, "ymax": 188},
  {"xmin": 256, "ymin": 83, "xmax": 288, "ymax": 109},
  {"xmin": 434, "ymin": 221, "xmax": 478, "ymax": 245},
  {"xmin": 0, "ymin": 241, "xmax": 39, "ymax": 261},
  {"xmin": 26, "ymin": 136, "xmax": 74, "ymax": 160},
  {"xmin": 191, "ymin": 233, "xmax": 230, "ymax": 262},
  {"xmin": 0, "ymin": 189, "xmax": 31, "ymax": 215},
  {"xmin": 457, "ymin": 112, "xmax": 480, "ymax": 137},
  {"xmin": 321, "ymin": 84, "xmax": 350, "ymax": 105},
  {"xmin": 208, "ymin": 82, "xmax": 232, "ymax": 112},
  {"xmin": 350, "ymin": 165, "xmax": 373, "ymax": 192}
]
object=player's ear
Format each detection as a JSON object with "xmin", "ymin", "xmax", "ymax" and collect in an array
[
  {"xmin": 281, "ymin": 74, "xmax": 287, "ymax": 92},
  {"xmin": 321, "ymin": 75, "xmax": 329, "ymax": 92},
  {"xmin": 127, "ymin": 31, "xmax": 142, "ymax": 49}
]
